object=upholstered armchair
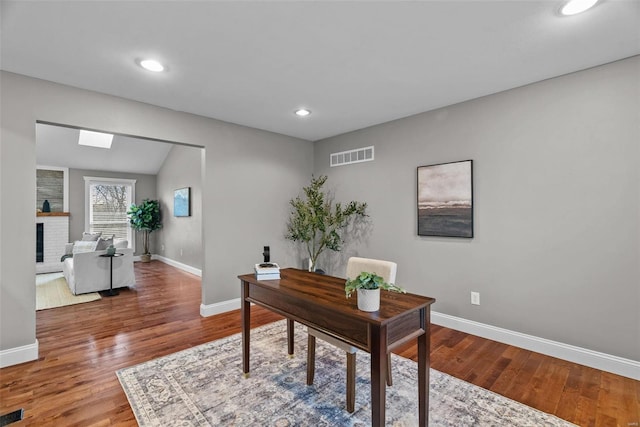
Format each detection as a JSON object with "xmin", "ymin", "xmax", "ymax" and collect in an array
[{"xmin": 61, "ymin": 235, "xmax": 135, "ymax": 295}]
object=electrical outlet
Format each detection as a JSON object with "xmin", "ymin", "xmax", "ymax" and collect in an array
[
  {"xmin": 471, "ymin": 291, "xmax": 480, "ymax": 305},
  {"xmin": 180, "ymin": 249, "xmax": 183, "ymax": 256}
]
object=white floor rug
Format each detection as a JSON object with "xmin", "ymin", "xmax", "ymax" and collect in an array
[
  {"xmin": 117, "ymin": 320, "xmax": 577, "ymax": 426},
  {"xmin": 36, "ymin": 272, "xmax": 101, "ymax": 310}
]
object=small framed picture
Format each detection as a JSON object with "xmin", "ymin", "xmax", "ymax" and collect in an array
[
  {"xmin": 174, "ymin": 187, "xmax": 191, "ymax": 217},
  {"xmin": 417, "ymin": 160, "xmax": 473, "ymax": 238}
]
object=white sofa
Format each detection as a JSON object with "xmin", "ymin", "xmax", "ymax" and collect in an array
[{"xmin": 62, "ymin": 239, "xmax": 136, "ymax": 295}]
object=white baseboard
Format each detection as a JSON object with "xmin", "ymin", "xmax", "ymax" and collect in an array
[
  {"xmin": 200, "ymin": 299, "xmax": 241, "ymax": 317},
  {"xmin": 151, "ymin": 255, "xmax": 237, "ymax": 316},
  {"xmin": 152, "ymin": 255, "xmax": 202, "ymax": 277},
  {"xmin": 432, "ymin": 311, "xmax": 639, "ymax": 380},
  {"xmin": 0, "ymin": 340, "xmax": 39, "ymax": 368},
  {"xmin": 196, "ymin": 299, "xmax": 639, "ymax": 380},
  {"xmin": 151, "ymin": 255, "xmax": 235, "ymax": 316},
  {"xmin": 153, "ymin": 273, "xmax": 640, "ymax": 382}
]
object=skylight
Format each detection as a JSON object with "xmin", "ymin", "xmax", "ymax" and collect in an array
[{"xmin": 78, "ymin": 130, "xmax": 113, "ymax": 149}]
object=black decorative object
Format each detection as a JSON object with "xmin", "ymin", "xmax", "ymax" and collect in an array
[
  {"xmin": 42, "ymin": 199, "xmax": 50, "ymax": 212},
  {"xmin": 263, "ymin": 246, "xmax": 270, "ymax": 263},
  {"xmin": 417, "ymin": 160, "xmax": 473, "ymax": 238}
]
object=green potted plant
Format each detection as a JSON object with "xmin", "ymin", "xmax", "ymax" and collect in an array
[
  {"xmin": 127, "ymin": 199, "xmax": 162, "ymax": 262},
  {"xmin": 285, "ymin": 175, "xmax": 367, "ymax": 272},
  {"xmin": 345, "ymin": 271, "xmax": 405, "ymax": 312}
]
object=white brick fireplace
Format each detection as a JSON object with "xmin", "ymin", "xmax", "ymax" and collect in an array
[{"xmin": 36, "ymin": 213, "xmax": 69, "ymax": 274}]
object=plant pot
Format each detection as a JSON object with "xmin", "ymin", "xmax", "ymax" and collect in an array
[
  {"xmin": 357, "ymin": 288, "xmax": 380, "ymax": 312},
  {"xmin": 140, "ymin": 254, "xmax": 151, "ymax": 263}
]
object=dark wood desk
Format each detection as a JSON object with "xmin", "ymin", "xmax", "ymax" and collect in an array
[{"xmin": 239, "ymin": 268, "xmax": 435, "ymax": 426}]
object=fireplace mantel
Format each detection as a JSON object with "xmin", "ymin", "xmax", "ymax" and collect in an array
[{"xmin": 37, "ymin": 212, "xmax": 70, "ymax": 217}]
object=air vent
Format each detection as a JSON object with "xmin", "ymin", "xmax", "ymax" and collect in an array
[{"xmin": 330, "ymin": 146, "xmax": 374, "ymax": 167}]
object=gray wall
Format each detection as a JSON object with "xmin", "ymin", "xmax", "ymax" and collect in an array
[
  {"xmin": 0, "ymin": 71, "xmax": 313, "ymax": 354},
  {"xmin": 313, "ymin": 57, "xmax": 640, "ymax": 361},
  {"xmin": 156, "ymin": 145, "xmax": 203, "ymax": 269},
  {"xmin": 67, "ymin": 168, "xmax": 157, "ymax": 254},
  {"xmin": 2, "ymin": 60, "xmax": 636, "ymax": 364}
]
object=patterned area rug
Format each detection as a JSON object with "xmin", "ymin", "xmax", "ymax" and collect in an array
[
  {"xmin": 117, "ymin": 320, "xmax": 576, "ymax": 426},
  {"xmin": 36, "ymin": 272, "xmax": 101, "ymax": 310}
]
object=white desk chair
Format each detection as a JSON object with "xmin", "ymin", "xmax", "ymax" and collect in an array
[{"xmin": 306, "ymin": 256, "xmax": 397, "ymax": 413}]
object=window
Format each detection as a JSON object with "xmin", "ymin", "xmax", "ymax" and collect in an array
[{"xmin": 84, "ymin": 177, "xmax": 136, "ymax": 248}]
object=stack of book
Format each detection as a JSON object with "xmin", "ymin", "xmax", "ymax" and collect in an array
[{"xmin": 254, "ymin": 262, "xmax": 280, "ymax": 280}]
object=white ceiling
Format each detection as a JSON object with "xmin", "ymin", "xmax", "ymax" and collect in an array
[
  {"xmin": 2, "ymin": 1, "xmax": 640, "ymax": 172},
  {"xmin": 36, "ymin": 123, "xmax": 174, "ymax": 175}
]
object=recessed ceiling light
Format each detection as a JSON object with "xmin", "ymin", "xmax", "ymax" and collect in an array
[
  {"xmin": 78, "ymin": 130, "xmax": 113, "ymax": 149},
  {"xmin": 560, "ymin": 0, "xmax": 599, "ymax": 16},
  {"xmin": 139, "ymin": 59, "xmax": 165, "ymax": 72},
  {"xmin": 295, "ymin": 108, "xmax": 311, "ymax": 117}
]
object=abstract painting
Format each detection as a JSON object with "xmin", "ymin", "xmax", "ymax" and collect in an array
[
  {"xmin": 417, "ymin": 160, "xmax": 473, "ymax": 238},
  {"xmin": 174, "ymin": 187, "xmax": 191, "ymax": 217}
]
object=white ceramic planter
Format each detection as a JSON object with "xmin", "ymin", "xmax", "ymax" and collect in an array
[{"xmin": 357, "ymin": 288, "xmax": 380, "ymax": 312}]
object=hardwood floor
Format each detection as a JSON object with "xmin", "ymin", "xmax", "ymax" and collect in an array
[{"xmin": 1, "ymin": 261, "xmax": 638, "ymax": 426}]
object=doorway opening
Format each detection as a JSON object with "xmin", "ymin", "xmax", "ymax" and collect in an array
[{"xmin": 35, "ymin": 121, "xmax": 204, "ymax": 311}]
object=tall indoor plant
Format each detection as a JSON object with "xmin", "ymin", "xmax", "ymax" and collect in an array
[
  {"xmin": 127, "ymin": 199, "xmax": 162, "ymax": 262},
  {"xmin": 285, "ymin": 175, "xmax": 368, "ymax": 272}
]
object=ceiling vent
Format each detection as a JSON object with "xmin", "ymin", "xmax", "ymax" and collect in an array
[{"xmin": 330, "ymin": 146, "xmax": 374, "ymax": 167}]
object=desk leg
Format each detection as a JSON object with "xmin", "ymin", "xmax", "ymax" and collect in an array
[
  {"xmin": 286, "ymin": 318, "xmax": 294, "ymax": 357},
  {"xmin": 241, "ymin": 280, "xmax": 250, "ymax": 378},
  {"xmin": 417, "ymin": 308, "xmax": 430, "ymax": 427},
  {"xmin": 371, "ymin": 325, "xmax": 387, "ymax": 427}
]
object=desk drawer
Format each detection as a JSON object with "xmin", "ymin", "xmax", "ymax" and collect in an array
[
  {"xmin": 387, "ymin": 310, "xmax": 423, "ymax": 348},
  {"xmin": 248, "ymin": 285, "xmax": 370, "ymax": 349}
]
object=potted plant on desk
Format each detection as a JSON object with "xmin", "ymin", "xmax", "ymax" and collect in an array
[{"xmin": 345, "ymin": 271, "xmax": 405, "ymax": 312}]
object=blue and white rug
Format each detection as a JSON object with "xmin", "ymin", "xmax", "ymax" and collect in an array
[{"xmin": 117, "ymin": 320, "xmax": 576, "ymax": 426}]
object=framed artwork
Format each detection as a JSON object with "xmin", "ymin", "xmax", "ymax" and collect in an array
[
  {"xmin": 174, "ymin": 187, "xmax": 191, "ymax": 217},
  {"xmin": 417, "ymin": 160, "xmax": 473, "ymax": 238}
]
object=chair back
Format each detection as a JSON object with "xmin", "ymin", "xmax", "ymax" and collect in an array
[{"xmin": 346, "ymin": 257, "xmax": 397, "ymax": 284}]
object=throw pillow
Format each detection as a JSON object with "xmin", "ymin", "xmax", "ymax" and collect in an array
[
  {"xmin": 96, "ymin": 235, "xmax": 115, "ymax": 251},
  {"xmin": 114, "ymin": 239, "xmax": 128, "ymax": 249},
  {"xmin": 82, "ymin": 232, "xmax": 102, "ymax": 241},
  {"xmin": 72, "ymin": 240, "xmax": 99, "ymax": 254}
]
